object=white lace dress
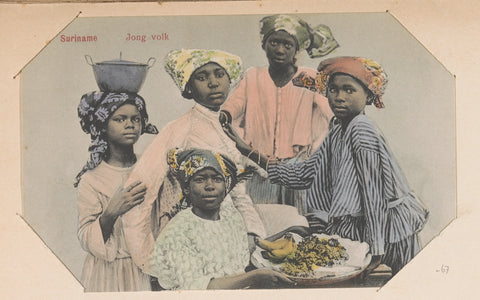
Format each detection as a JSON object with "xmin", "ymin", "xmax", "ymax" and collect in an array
[{"xmin": 150, "ymin": 200, "xmax": 250, "ymax": 290}]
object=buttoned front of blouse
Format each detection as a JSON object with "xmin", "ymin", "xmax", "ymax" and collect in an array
[{"xmin": 223, "ymin": 67, "xmax": 333, "ymax": 159}]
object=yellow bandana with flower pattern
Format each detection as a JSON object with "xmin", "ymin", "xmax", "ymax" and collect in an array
[
  {"xmin": 167, "ymin": 148, "xmax": 237, "ymax": 193},
  {"xmin": 164, "ymin": 148, "xmax": 256, "ymax": 219},
  {"xmin": 164, "ymin": 49, "xmax": 243, "ymax": 93}
]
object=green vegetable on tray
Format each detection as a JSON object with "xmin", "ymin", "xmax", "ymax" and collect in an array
[{"xmin": 280, "ymin": 236, "xmax": 349, "ymax": 277}]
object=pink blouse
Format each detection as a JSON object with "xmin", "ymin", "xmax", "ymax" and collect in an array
[{"xmin": 222, "ymin": 67, "xmax": 333, "ymax": 159}]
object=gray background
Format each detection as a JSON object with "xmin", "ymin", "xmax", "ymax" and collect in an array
[{"xmin": 21, "ymin": 13, "xmax": 455, "ymax": 281}]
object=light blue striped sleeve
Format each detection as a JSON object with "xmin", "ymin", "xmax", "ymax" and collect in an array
[{"xmin": 267, "ymin": 148, "xmax": 323, "ymax": 190}]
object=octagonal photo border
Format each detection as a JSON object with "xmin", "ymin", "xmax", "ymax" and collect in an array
[{"xmin": 1, "ymin": 0, "xmax": 470, "ymax": 298}]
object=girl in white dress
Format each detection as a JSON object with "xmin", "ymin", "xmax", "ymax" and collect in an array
[
  {"xmin": 150, "ymin": 148, "xmax": 293, "ymax": 290},
  {"xmin": 74, "ymin": 92, "xmax": 157, "ymax": 292}
]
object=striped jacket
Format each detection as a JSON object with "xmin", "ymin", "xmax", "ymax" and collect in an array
[{"xmin": 268, "ymin": 114, "xmax": 428, "ymax": 255}]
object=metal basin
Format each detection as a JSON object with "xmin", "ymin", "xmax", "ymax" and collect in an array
[{"xmin": 85, "ymin": 54, "xmax": 155, "ymax": 93}]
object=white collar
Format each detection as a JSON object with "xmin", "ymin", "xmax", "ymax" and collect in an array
[{"xmin": 193, "ymin": 104, "xmax": 220, "ymax": 121}]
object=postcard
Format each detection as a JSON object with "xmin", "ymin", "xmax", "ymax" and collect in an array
[{"xmin": 1, "ymin": 1, "xmax": 477, "ymax": 299}]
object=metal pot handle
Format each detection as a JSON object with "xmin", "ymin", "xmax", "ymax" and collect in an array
[
  {"xmin": 147, "ymin": 57, "xmax": 156, "ymax": 69},
  {"xmin": 85, "ymin": 55, "xmax": 95, "ymax": 66}
]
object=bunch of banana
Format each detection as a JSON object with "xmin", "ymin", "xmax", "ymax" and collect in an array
[{"xmin": 256, "ymin": 233, "xmax": 297, "ymax": 262}]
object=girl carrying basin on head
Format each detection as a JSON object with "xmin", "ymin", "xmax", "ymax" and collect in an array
[{"xmin": 75, "ymin": 92, "xmax": 158, "ymax": 292}]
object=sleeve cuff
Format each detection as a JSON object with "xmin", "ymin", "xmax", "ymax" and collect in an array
[
  {"xmin": 267, "ymin": 161, "xmax": 280, "ymax": 183},
  {"xmin": 86, "ymin": 217, "xmax": 117, "ymax": 261},
  {"xmin": 368, "ymin": 237, "xmax": 385, "ymax": 256}
]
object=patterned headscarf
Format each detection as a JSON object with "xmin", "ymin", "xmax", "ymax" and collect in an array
[
  {"xmin": 164, "ymin": 49, "xmax": 243, "ymax": 94},
  {"xmin": 74, "ymin": 91, "xmax": 158, "ymax": 187},
  {"xmin": 316, "ymin": 56, "xmax": 388, "ymax": 108},
  {"xmin": 260, "ymin": 14, "xmax": 339, "ymax": 58},
  {"xmin": 167, "ymin": 148, "xmax": 254, "ymax": 203}
]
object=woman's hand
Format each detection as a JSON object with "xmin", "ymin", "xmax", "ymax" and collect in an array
[
  {"xmin": 221, "ymin": 123, "xmax": 252, "ymax": 155},
  {"xmin": 99, "ymin": 181, "xmax": 146, "ymax": 242},
  {"xmin": 207, "ymin": 268, "xmax": 295, "ymax": 289},
  {"xmin": 265, "ymin": 226, "xmax": 311, "ymax": 242},
  {"xmin": 304, "ymin": 212, "xmax": 328, "ymax": 233},
  {"xmin": 292, "ymin": 145, "xmax": 311, "ymax": 160},
  {"xmin": 222, "ymin": 122, "xmax": 276, "ymax": 170},
  {"xmin": 104, "ymin": 181, "xmax": 147, "ymax": 219},
  {"xmin": 246, "ymin": 269, "xmax": 295, "ymax": 289}
]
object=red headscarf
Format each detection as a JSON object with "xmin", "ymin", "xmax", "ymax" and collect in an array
[{"xmin": 316, "ymin": 56, "xmax": 388, "ymax": 109}]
